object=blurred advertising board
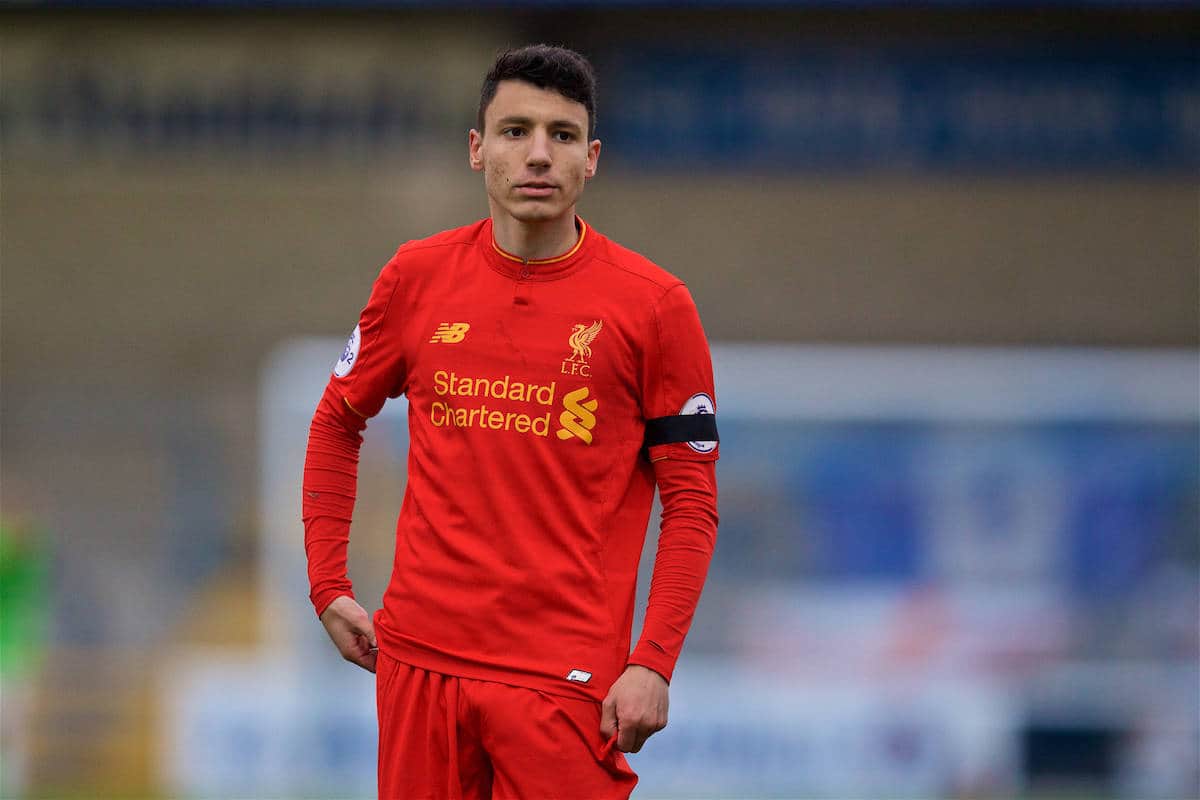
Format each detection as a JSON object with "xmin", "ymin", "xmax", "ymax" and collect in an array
[
  {"xmin": 160, "ymin": 652, "xmax": 1016, "ymax": 799},
  {"xmin": 157, "ymin": 342, "xmax": 1199, "ymax": 799},
  {"xmin": 603, "ymin": 46, "xmax": 1199, "ymax": 171},
  {"xmin": 161, "ymin": 654, "xmax": 377, "ymax": 800},
  {"xmin": 5, "ymin": 25, "xmax": 1196, "ymax": 171}
]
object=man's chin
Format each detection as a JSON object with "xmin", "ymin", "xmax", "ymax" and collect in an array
[{"xmin": 509, "ymin": 205, "xmax": 568, "ymax": 224}]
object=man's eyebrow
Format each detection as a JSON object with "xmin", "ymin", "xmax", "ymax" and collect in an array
[{"xmin": 495, "ymin": 115, "xmax": 583, "ymax": 132}]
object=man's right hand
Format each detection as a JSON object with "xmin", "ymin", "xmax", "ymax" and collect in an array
[{"xmin": 319, "ymin": 595, "xmax": 378, "ymax": 673}]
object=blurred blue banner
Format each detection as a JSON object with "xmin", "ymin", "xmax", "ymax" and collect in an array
[
  {"xmin": 603, "ymin": 46, "xmax": 1199, "ymax": 170},
  {"xmin": 7, "ymin": 42, "xmax": 1196, "ymax": 171},
  {"xmin": 714, "ymin": 419, "xmax": 1199, "ymax": 592}
]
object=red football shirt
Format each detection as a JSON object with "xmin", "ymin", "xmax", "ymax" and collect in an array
[{"xmin": 303, "ymin": 217, "xmax": 719, "ymax": 701}]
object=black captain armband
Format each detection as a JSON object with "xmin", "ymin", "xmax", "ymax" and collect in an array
[{"xmin": 643, "ymin": 414, "xmax": 719, "ymax": 449}]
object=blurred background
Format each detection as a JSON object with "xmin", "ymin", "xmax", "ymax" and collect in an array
[{"xmin": 2, "ymin": 2, "xmax": 1198, "ymax": 799}]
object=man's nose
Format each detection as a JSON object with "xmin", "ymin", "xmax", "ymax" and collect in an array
[{"xmin": 525, "ymin": 130, "xmax": 552, "ymax": 166}]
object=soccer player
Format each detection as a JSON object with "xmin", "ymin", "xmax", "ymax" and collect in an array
[{"xmin": 302, "ymin": 44, "xmax": 719, "ymax": 799}]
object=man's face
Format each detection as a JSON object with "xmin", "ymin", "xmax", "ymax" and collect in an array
[{"xmin": 469, "ymin": 80, "xmax": 601, "ymax": 225}]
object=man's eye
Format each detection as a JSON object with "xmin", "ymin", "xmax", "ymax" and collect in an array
[
  {"xmin": 554, "ymin": 131, "xmax": 576, "ymax": 142},
  {"xmin": 503, "ymin": 128, "xmax": 525, "ymax": 137}
]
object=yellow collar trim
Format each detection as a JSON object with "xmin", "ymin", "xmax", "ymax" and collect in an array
[{"xmin": 491, "ymin": 219, "xmax": 588, "ymax": 265}]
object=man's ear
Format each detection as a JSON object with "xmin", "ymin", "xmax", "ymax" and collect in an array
[
  {"xmin": 468, "ymin": 128, "xmax": 484, "ymax": 172},
  {"xmin": 585, "ymin": 138, "xmax": 602, "ymax": 179}
]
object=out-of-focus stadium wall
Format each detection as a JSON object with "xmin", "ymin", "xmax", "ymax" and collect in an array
[{"xmin": 2, "ymin": 8, "xmax": 1197, "ymax": 798}]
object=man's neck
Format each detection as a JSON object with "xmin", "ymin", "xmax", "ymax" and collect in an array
[{"xmin": 491, "ymin": 212, "xmax": 580, "ymax": 262}]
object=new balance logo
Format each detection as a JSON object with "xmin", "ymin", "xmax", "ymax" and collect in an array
[{"xmin": 430, "ymin": 322, "xmax": 471, "ymax": 344}]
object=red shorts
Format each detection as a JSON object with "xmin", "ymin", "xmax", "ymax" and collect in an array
[{"xmin": 376, "ymin": 652, "xmax": 638, "ymax": 800}]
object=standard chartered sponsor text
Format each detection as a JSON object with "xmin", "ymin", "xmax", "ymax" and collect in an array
[{"xmin": 430, "ymin": 370, "xmax": 556, "ymax": 436}]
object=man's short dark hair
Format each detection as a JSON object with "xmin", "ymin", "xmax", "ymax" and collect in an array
[{"xmin": 478, "ymin": 45, "xmax": 598, "ymax": 139}]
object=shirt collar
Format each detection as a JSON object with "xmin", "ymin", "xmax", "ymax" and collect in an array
[{"xmin": 483, "ymin": 216, "xmax": 592, "ymax": 281}]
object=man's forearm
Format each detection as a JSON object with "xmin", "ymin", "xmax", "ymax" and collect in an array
[
  {"xmin": 627, "ymin": 458, "xmax": 718, "ymax": 681},
  {"xmin": 302, "ymin": 389, "xmax": 368, "ymax": 617}
]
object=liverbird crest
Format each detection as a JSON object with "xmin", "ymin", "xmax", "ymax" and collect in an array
[{"xmin": 567, "ymin": 320, "xmax": 603, "ymax": 363}]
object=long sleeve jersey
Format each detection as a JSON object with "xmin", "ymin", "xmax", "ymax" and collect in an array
[{"xmin": 302, "ymin": 217, "xmax": 719, "ymax": 702}]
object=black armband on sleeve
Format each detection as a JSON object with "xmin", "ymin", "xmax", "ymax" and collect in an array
[{"xmin": 643, "ymin": 414, "xmax": 719, "ymax": 448}]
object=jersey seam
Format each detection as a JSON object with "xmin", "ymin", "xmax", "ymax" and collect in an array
[
  {"xmin": 592, "ymin": 457, "xmax": 626, "ymax": 660},
  {"xmin": 393, "ymin": 238, "xmax": 479, "ymax": 258},
  {"xmin": 589, "ymin": 253, "xmax": 684, "ymax": 294},
  {"xmin": 651, "ymin": 284, "xmax": 675, "ymax": 416},
  {"xmin": 356, "ymin": 258, "xmax": 409, "ymax": 402}
]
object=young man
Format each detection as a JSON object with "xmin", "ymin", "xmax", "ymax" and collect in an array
[{"xmin": 303, "ymin": 45, "xmax": 719, "ymax": 799}]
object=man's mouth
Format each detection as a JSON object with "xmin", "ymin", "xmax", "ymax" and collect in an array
[{"xmin": 516, "ymin": 182, "xmax": 556, "ymax": 197}]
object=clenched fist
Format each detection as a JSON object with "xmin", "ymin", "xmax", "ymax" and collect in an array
[
  {"xmin": 600, "ymin": 664, "xmax": 669, "ymax": 753},
  {"xmin": 319, "ymin": 595, "xmax": 378, "ymax": 673}
]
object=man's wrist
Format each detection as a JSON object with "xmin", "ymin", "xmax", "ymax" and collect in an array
[
  {"xmin": 312, "ymin": 588, "xmax": 355, "ymax": 619},
  {"xmin": 625, "ymin": 650, "xmax": 673, "ymax": 685}
]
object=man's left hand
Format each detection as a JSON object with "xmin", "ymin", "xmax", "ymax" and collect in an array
[{"xmin": 600, "ymin": 664, "xmax": 669, "ymax": 753}]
